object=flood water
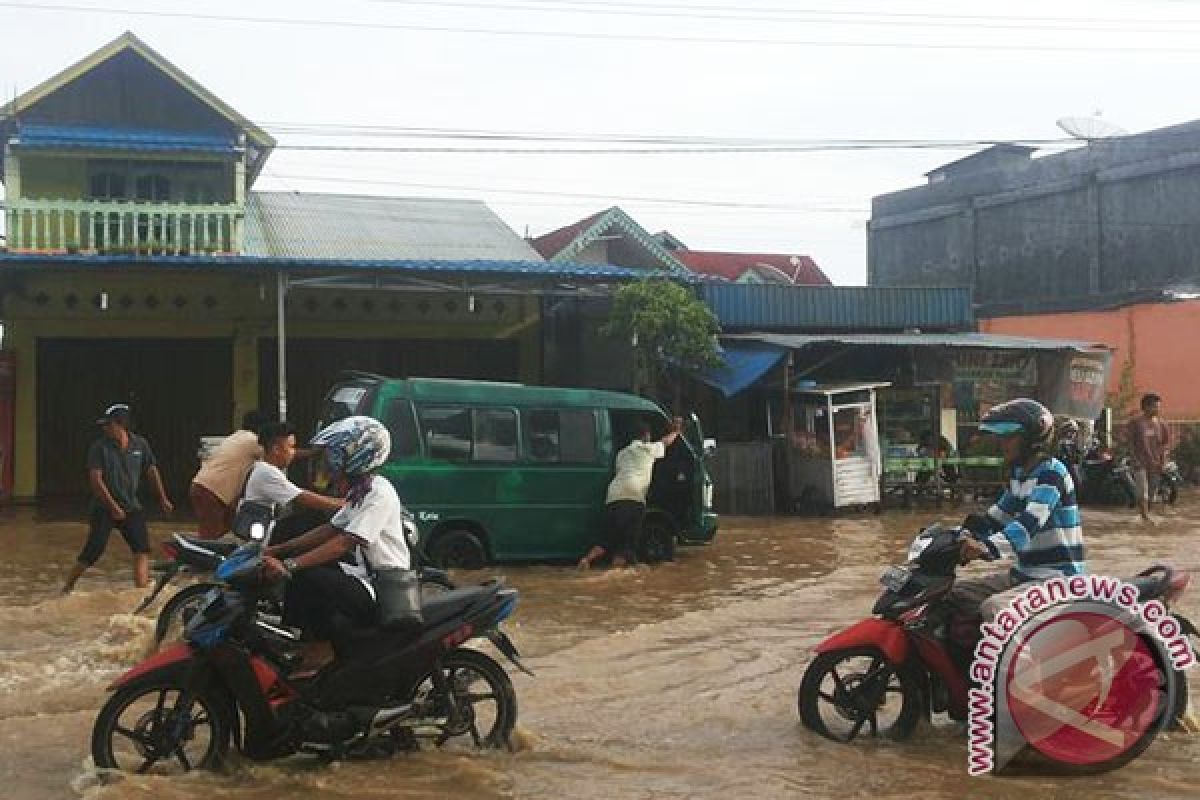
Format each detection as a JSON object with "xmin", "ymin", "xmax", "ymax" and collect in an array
[{"xmin": 2, "ymin": 502, "xmax": 1198, "ymax": 799}]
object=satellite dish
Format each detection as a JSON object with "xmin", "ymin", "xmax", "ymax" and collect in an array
[{"xmin": 1056, "ymin": 116, "xmax": 1128, "ymax": 141}]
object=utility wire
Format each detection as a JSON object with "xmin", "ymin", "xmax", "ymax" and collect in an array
[
  {"xmin": 6, "ymin": 1, "xmax": 1200, "ymax": 53},
  {"xmin": 362, "ymin": 0, "xmax": 1200, "ymax": 35}
]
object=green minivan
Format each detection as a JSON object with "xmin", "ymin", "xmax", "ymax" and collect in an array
[{"xmin": 317, "ymin": 375, "xmax": 718, "ymax": 568}]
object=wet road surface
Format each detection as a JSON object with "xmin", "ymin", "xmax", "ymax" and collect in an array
[{"xmin": 1, "ymin": 503, "xmax": 1197, "ymax": 799}]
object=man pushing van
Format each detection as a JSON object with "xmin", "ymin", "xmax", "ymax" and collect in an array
[{"xmin": 578, "ymin": 416, "xmax": 682, "ymax": 570}]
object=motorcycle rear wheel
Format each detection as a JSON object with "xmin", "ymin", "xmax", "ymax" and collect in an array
[
  {"xmin": 91, "ymin": 676, "xmax": 231, "ymax": 774},
  {"xmin": 799, "ymin": 647, "xmax": 924, "ymax": 743},
  {"xmin": 413, "ymin": 648, "xmax": 517, "ymax": 750}
]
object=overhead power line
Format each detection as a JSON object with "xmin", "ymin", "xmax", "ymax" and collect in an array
[
  {"xmin": 6, "ymin": 1, "xmax": 1200, "ymax": 53},
  {"xmin": 362, "ymin": 0, "xmax": 1200, "ymax": 36}
]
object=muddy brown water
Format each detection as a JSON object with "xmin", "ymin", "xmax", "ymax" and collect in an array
[{"xmin": 1, "ymin": 503, "xmax": 1198, "ymax": 799}]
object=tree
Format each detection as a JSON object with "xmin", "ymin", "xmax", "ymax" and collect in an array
[{"xmin": 601, "ymin": 279, "xmax": 722, "ymax": 405}]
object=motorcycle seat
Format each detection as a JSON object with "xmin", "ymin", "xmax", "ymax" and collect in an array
[
  {"xmin": 420, "ymin": 585, "xmax": 497, "ymax": 628},
  {"xmin": 171, "ymin": 534, "xmax": 239, "ymax": 566}
]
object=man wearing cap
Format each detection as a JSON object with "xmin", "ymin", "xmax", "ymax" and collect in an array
[{"xmin": 62, "ymin": 404, "xmax": 174, "ymax": 593}]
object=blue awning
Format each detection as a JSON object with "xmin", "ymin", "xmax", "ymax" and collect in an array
[
  {"xmin": 10, "ymin": 124, "xmax": 238, "ymax": 154},
  {"xmin": 695, "ymin": 342, "xmax": 786, "ymax": 398}
]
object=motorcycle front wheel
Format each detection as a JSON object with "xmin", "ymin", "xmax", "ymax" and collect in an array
[
  {"xmin": 798, "ymin": 646, "xmax": 924, "ymax": 742},
  {"xmin": 91, "ymin": 676, "xmax": 231, "ymax": 774},
  {"xmin": 412, "ymin": 648, "xmax": 517, "ymax": 750},
  {"xmin": 153, "ymin": 583, "xmax": 218, "ymax": 647}
]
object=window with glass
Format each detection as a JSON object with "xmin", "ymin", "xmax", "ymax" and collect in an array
[
  {"xmin": 833, "ymin": 407, "xmax": 868, "ymax": 459},
  {"xmin": 418, "ymin": 406, "xmax": 472, "ymax": 462},
  {"xmin": 523, "ymin": 409, "xmax": 597, "ymax": 463},
  {"xmin": 473, "ymin": 408, "xmax": 518, "ymax": 463},
  {"xmin": 383, "ymin": 399, "xmax": 420, "ymax": 460}
]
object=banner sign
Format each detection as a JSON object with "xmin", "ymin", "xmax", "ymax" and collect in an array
[{"xmin": 1045, "ymin": 352, "xmax": 1111, "ymax": 420}]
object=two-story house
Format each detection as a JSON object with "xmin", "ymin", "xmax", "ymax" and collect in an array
[{"xmin": 0, "ymin": 33, "xmax": 674, "ymax": 502}]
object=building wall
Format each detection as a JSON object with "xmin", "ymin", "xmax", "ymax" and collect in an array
[
  {"xmin": 870, "ymin": 132, "xmax": 1200, "ymax": 311},
  {"xmin": 0, "ymin": 268, "xmax": 543, "ymax": 500},
  {"xmin": 980, "ymin": 300, "xmax": 1200, "ymax": 417}
]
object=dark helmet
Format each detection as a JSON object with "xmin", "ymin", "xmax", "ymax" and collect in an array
[{"xmin": 979, "ymin": 398, "xmax": 1055, "ymax": 449}]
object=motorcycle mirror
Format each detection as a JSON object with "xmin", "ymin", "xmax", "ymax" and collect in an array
[{"xmin": 249, "ymin": 522, "xmax": 266, "ymax": 541}]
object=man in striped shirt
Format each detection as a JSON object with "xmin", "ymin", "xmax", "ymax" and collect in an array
[{"xmin": 949, "ymin": 398, "xmax": 1086, "ymax": 622}]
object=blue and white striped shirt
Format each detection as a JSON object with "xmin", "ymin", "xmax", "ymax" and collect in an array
[{"xmin": 975, "ymin": 457, "xmax": 1086, "ymax": 581}]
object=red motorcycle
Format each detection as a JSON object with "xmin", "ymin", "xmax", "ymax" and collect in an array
[{"xmin": 798, "ymin": 525, "xmax": 1196, "ymax": 758}]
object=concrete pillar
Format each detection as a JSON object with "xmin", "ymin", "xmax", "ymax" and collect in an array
[
  {"xmin": 8, "ymin": 322, "xmax": 37, "ymax": 500},
  {"xmin": 231, "ymin": 324, "xmax": 259, "ymax": 427}
]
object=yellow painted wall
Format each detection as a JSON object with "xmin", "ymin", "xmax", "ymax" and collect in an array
[{"xmin": 1, "ymin": 269, "xmax": 544, "ymax": 499}]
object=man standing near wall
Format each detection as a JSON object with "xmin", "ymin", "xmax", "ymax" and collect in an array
[{"xmin": 1129, "ymin": 392, "xmax": 1170, "ymax": 525}]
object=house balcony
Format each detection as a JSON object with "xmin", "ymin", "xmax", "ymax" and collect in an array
[{"xmin": 4, "ymin": 198, "xmax": 244, "ymax": 255}]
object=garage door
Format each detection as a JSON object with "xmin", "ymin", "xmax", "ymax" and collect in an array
[
  {"xmin": 259, "ymin": 338, "xmax": 520, "ymax": 440},
  {"xmin": 37, "ymin": 338, "xmax": 232, "ymax": 503}
]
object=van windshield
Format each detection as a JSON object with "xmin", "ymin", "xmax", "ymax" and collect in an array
[{"xmin": 319, "ymin": 384, "xmax": 371, "ymax": 427}]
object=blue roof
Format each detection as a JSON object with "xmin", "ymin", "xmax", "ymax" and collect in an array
[
  {"xmin": 10, "ymin": 124, "xmax": 237, "ymax": 154},
  {"xmin": 702, "ymin": 283, "xmax": 974, "ymax": 331},
  {"xmin": 0, "ymin": 252, "xmax": 682, "ymax": 280}
]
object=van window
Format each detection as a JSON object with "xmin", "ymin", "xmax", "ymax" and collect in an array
[
  {"xmin": 419, "ymin": 406, "xmax": 472, "ymax": 462},
  {"xmin": 383, "ymin": 399, "xmax": 419, "ymax": 460},
  {"xmin": 474, "ymin": 408, "xmax": 518, "ymax": 463},
  {"xmin": 524, "ymin": 409, "xmax": 597, "ymax": 463},
  {"xmin": 321, "ymin": 385, "xmax": 370, "ymax": 425}
]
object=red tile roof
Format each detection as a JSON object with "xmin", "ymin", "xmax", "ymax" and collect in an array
[
  {"xmin": 529, "ymin": 209, "xmax": 609, "ymax": 259},
  {"xmin": 675, "ymin": 251, "xmax": 831, "ymax": 285}
]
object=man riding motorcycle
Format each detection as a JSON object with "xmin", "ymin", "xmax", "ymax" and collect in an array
[
  {"xmin": 262, "ymin": 415, "xmax": 412, "ymax": 671},
  {"xmin": 948, "ymin": 398, "xmax": 1087, "ymax": 623}
]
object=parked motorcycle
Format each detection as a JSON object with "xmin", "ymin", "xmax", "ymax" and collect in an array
[
  {"xmin": 1157, "ymin": 461, "xmax": 1183, "ymax": 506},
  {"xmin": 1079, "ymin": 438, "xmax": 1138, "ymax": 507},
  {"xmin": 797, "ymin": 524, "xmax": 1197, "ymax": 771},
  {"xmin": 138, "ymin": 509, "xmax": 454, "ymax": 648},
  {"xmin": 94, "ymin": 528, "xmax": 529, "ymax": 773}
]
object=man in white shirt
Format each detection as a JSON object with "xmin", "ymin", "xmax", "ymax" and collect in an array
[
  {"xmin": 242, "ymin": 422, "xmax": 344, "ymax": 518},
  {"xmin": 578, "ymin": 416, "xmax": 682, "ymax": 569},
  {"xmin": 262, "ymin": 416, "xmax": 407, "ymax": 670}
]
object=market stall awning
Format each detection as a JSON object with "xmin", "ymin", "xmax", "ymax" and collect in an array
[
  {"xmin": 725, "ymin": 331, "xmax": 1108, "ymax": 353},
  {"xmin": 694, "ymin": 341, "xmax": 787, "ymax": 398}
]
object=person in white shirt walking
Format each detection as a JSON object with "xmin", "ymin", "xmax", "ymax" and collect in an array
[{"xmin": 578, "ymin": 416, "xmax": 683, "ymax": 569}]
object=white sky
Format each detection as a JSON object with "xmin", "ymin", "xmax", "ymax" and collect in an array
[{"xmin": 4, "ymin": 0, "xmax": 1200, "ymax": 284}]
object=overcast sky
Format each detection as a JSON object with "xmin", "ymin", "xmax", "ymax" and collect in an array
[{"xmin": 4, "ymin": 0, "xmax": 1200, "ymax": 284}]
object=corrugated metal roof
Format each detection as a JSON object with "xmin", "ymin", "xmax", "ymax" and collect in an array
[
  {"xmin": 728, "ymin": 331, "xmax": 1108, "ymax": 352},
  {"xmin": 702, "ymin": 284, "xmax": 974, "ymax": 330},
  {"xmin": 244, "ymin": 192, "xmax": 546, "ymax": 262},
  {"xmin": 0, "ymin": 252, "xmax": 677, "ymax": 280},
  {"xmin": 11, "ymin": 123, "xmax": 237, "ymax": 153}
]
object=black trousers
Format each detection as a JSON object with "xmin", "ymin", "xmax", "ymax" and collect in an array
[
  {"xmin": 602, "ymin": 499, "xmax": 644, "ymax": 562},
  {"xmin": 78, "ymin": 507, "xmax": 150, "ymax": 565},
  {"xmin": 282, "ymin": 563, "xmax": 377, "ymax": 644}
]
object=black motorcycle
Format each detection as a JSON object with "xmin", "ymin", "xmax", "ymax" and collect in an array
[
  {"xmin": 95, "ymin": 534, "xmax": 529, "ymax": 772},
  {"xmin": 139, "ymin": 513, "xmax": 455, "ymax": 647},
  {"xmin": 1078, "ymin": 438, "xmax": 1138, "ymax": 507}
]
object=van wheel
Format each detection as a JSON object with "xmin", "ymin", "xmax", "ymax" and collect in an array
[
  {"xmin": 429, "ymin": 528, "xmax": 488, "ymax": 570},
  {"xmin": 636, "ymin": 517, "xmax": 676, "ymax": 564}
]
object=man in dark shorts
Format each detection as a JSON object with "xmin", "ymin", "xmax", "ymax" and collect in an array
[
  {"xmin": 62, "ymin": 404, "xmax": 174, "ymax": 593},
  {"xmin": 578, "ymin": 416, "xmax": 682, "ymax": 569}
]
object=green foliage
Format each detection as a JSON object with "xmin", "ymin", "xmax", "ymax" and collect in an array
[
  {"xmin": 1105, "ymin": 355, "xmax": 1138, "ymax": 420},
  {"xmin": 601, "ymin": 279, "xmax": 722, "ymax": 396},
  {"xmin": 1173, "ymin": 427, "xmax": 1200, "ymax": 482}
]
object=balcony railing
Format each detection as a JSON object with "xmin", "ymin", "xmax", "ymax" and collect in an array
[{"xmin": 4, "ymin": 198, "xmax": 244, "ymax": 255}]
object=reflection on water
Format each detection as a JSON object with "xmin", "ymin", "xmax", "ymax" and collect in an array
[{"xmin": 0, "ymin": 502, "xmax": 1197, "ymax": 799}]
